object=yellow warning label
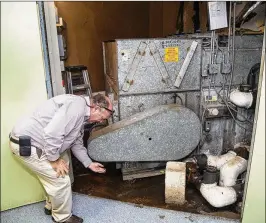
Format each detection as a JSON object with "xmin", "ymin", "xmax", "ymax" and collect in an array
[{"xmin": 164, "ymin": 47, "xmax": 179, "ymax": 62}]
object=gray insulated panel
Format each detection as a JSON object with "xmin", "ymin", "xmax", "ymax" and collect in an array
[
  {"xmin": 118, "ymin": 93, "xmax": 185, "ymax": 120},
  {"xmin": 201, "ymin": 48, "xmax": 262, "ymax": 86},
  {"xmin": 234, "ymin": 108, "xmax": 254, "ymax": 145},
  {"xmin": 200, "ymin": 119, "xmax": 234, "ymax": 156},
  {"xmin": 87, "ymin": 104, "xmax": 201, "ymax": 162},
  {"xmin": 116, "ymin": 38, "xmax": 202, "ymax": 94},
  {"xmin": 232, "ymin": 35, "xmax": 263, "ymax": 49},
  {"xmin": 174, "ymin": 34, "xmax": 263, "ymax": 49},
  {"xmin": 185, "ymin": 91, "xmax": 201, "ymax": 115}
]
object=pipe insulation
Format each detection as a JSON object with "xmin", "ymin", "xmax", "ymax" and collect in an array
[
  {"xmin": 229, "ymin": 89, "xmax": 253, "ymax": 109},
  {"xmin": 219, "ymin": 156, "xmax": 248, "ymax": 187},
  {"xmin": 200, "ymin": 183, "xmax": 237, "ymax": 208},
  {"xmin": 207, "ymin": 151, "xmax": 237, "ymax": 169}
]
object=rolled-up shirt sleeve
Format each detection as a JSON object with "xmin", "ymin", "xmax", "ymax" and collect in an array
[
  {"xmin": 71, "ymin": 131, "xmax": 92, "ymax": 168},
  {"xmin": 43, "ymin": 99, "xmax": 84, "ymax": 161}
]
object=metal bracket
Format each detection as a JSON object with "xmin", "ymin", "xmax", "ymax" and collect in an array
[
  {"xmin": 122, "ymin": 40, "xmax": 172, "ymax": 92},
  {"xmin": 174, "ymin": 41, "xmax": 198, "ymax": 88},
  {"xmin": 147, "ymin": 41, "xmax": 172, "ymax": 87},
  {"xmin": 122, "ymin": 41, "xmax": 147, "ymax": 92}
]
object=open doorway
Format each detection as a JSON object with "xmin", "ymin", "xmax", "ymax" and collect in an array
[{"xmin": 39, "ymin": 1, "xmax": 265, "ymax": 221}]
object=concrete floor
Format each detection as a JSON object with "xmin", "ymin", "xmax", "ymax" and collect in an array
[{"xmin": 2, "ymin": 193, "xmax": 240, "ymax": 223}]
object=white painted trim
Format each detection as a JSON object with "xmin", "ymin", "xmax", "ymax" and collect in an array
[{"xmin": 43, "ymin": 2, "xmax": 64, "ymax": 96}]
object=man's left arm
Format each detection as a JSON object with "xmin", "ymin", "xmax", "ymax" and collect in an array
[
  {"xmin": 71, "ymin": 132, "xmax": 106, "ymax": 173},
  {"xmin": 71, "ymin": 131, "xmax": 92, "ymax": 168}
]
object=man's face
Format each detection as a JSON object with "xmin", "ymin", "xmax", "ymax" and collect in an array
[
  {"xmin": 96, "ymin": 107, "xmax": 113, "ymax": 123},
  {"xmin": 88, "ymin": 97, "xmax": 113, "ymax": 123}
]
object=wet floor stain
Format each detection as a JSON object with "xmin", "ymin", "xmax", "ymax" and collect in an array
[{"xmin": 72, "ymin": 163, "xmax": 240, "ymax": 220}]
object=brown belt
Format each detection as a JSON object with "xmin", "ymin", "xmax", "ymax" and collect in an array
[{"xmin": 9, "ymin": 133, "xmax": 19, "ymax": 144}]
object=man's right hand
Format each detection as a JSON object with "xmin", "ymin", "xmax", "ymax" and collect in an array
[{"xmin": 49, "ymin": 158, "xmax": 69, "ymax": 178}]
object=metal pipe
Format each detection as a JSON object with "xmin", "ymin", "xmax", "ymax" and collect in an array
[
  {"xmin": 119, "ymin": 89, "xmax": 200, "ymax": 97},
  {"xmin": 210, "ymin": 31, "xmax": 214, "ymax": 64},
  {"xmin": 242, "ymin": 2, "xmax": 262, "ymax": 22},
  {"xmin": 228, "ymin": 2, "xmax": 236, "ymax": 96},
  {"xmin": 228, "ymin": 1, "xmax": 232, "ymax": 52},
  {"xmin": 212, "ymin": 30, "xmax": 215, "ymax": 64},
  {"xmin": 205, "ymin": 48, "xmax": 262, "ymax": 51}
]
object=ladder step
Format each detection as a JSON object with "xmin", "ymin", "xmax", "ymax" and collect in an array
[
  {"xmin": 65, "ymin": 65, "xmax": 87, "ymax": 72},
  {"xmin": 72, "ymin": 84, "xmax": 91, "ymax": 91}
]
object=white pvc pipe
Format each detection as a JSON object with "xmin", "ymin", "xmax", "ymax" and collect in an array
[
  {"xmin": 229, "ymin": 89, "xmax": 253, "ymax": 108},
  {"xmin": 200, "ymin": 183, "xmax": 237, "ymax": 208},
  {"xmin": 219, "ymin": 156, "xmax": 248, "ymax": 187},
  {"xmin": 207, "ymin": 151, "xmax": 236, "ymax": 169}
]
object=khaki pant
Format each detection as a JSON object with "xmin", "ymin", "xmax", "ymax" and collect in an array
[{"xmin": 9, "ymin": 139, "xmax": 72, "ymax": 222}]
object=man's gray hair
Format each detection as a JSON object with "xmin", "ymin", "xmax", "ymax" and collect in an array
[{"xmin": 92, "ymin": 94, "xmax": 109, "ymax": 108}]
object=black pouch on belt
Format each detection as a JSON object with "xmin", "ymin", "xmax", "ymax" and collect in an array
[{"xmin": 19, "ymin": 136, "xmax": 31, "ymax": 156}]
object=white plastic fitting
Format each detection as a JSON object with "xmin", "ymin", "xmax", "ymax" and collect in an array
[
  {"xmin": 219, "ymin": 156, "xmax": 248, "ymax": 187},
  {"xmin": 207, "ymin": 151, "xmax": 237, "ymax": 169},
  {"xmin": 208, "ymin": 108, "xmax": 219, "ymax": 116},
  {"xmin": 200, "ymin": 183, "xmax": 237, "ymax": 208},
  {"xmin": 229, "ymin": 89, "xmax": 253, "ymax": 109}
]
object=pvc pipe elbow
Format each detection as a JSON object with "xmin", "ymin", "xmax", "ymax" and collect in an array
[
  {"xmin": 229, "ymin": 89, "xmax": 253, "ymax": 109},
  {"xmin": 219, "ymin": 156, "xmax": 248, "ymax": 187},
  {"xmin": 207, "ymin": 151, "xmax": 236, "ymax": 169},
  {"xmin": 200, "ymin": 183, "xmax": 237, "ymax": 208}
]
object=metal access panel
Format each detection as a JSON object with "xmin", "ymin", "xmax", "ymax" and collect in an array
[
  {"xmin": 232, "ymin": 35, "xmax": 263, "ymax": 49},
  {"xmin": 116, "ymin": 38, "xmax": 202, "ymax": 94},
  {"xmin": 186, "ymin": 91, "xmax": 201, "ymax": 115}
]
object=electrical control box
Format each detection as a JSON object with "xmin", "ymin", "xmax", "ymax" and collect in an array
[
  {"xmin": 204, "ymin": 104, "xmax": 231, "ymax": 119},
  {"xmin": 202, "ymin": 88, "xmax": 233, "ymax": 119}
]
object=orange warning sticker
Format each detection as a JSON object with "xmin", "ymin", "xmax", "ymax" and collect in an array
[{"xmin": 164, "ymin": 47, "xmax": 179, "ymax": 62}]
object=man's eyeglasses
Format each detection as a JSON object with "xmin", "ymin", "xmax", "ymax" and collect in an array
[
  {"xmin": 99, "ymin": 106, "xmax": 115, "ymax": 115},
  {"xmin": 81, "ymin": 96, "xmax": 114, "ymax": 116}
]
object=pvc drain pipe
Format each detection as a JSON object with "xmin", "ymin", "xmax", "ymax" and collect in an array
[
  {"xmin": 207, "ymin": 151, "xmax": 237, "ymax": 169},
  {"xmin": 200, "ymin": 183, "xmax": 237, "ymax": 208}
]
